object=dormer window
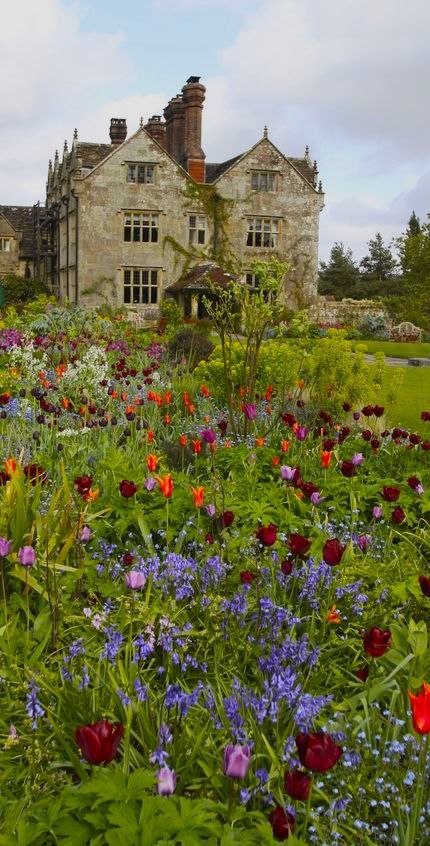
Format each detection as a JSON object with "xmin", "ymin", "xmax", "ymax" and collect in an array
[
  {"xmin": 0, "ymin": 238, "xmax": 11, "ymax": 252},
  {"xmin": 251, "ymin": 171, "xmax": 277, "ymax": 192},
  {"xmin": 126, "ymin": 164, "xmax": 155, "ymax": 184}
]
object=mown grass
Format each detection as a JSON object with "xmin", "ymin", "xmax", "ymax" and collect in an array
[
  {"xmin": 374, "ymin": 366, "xmax": 430, "ymax": 434},
  {"xmin": 360, "ymin": 340, "xmax": 430, "ymax": 359}
]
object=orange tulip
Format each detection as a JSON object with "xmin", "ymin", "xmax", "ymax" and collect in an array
[
  {"xmin": 272, "ymin": 457, "xmax": 280, "ymax": 466},
  {"xmin": 147, "ymin": 430, "xmax": 154, "ymax": 443},
  {"xmin": 321, "ymin": 451, "xmax": 332, "ymax": 469},
  {"xmin": 125, "ymin": 405, "xmax": 136, "ymax": 415},
  {"xmin": 209, "ymin": 441, "xmax": 217, "ymax": 454},
  {"xmin": 200, "ymin": 385, "xmax": 210, "ymax": 398},
  {"xmin": 62, "ymin": 398, "xmax": 70, "ymax": 409},
  {"xmin": 179, "ymin": 435, "xmax": 187, "ymax": 447},
  {"xmin": 255, "ymin": 437, "xmax": 265, "ymax": 447},
  {"xmin": 188, "ymin": 404, "xmax": 195, "ymax": 415},
  {"xmin": 224, "ymin": 439, "xmax": 232, "ymax": 448},
  {"xmin": 266, "ymin": 404, "xmax": 272, "ymax": 414},
  {"xmin": 408, "ymin": 681, "xmax": 430, "ymax": 734},
  {"xmin": 147, "ymin": 454, "xmax": 159, "ymax": 472},
  {"xmin": 191, "ymin": 486, "xmax": 204, "ymax": 508},
  {"xmin": 164, "ymin": 414, "xmax": 171, "ymax": 425},
  {"xmin": 121, "ymin": 392, "xmax": 127, "ymax": 402},
  {"xmin": 298, "ymin": 379, "xmax": 305, "ymax": 389},
  {"xmin": 326, "ymin": 605, "xmax": 341, "ymax": 624},
  {"xmin": 84, "ymin": 488, "xmax": 100, "ymax": 502},
  {"xmin": 280, "ymin": 440, "xmax": 290, "ymax": 453},
  {"xmin": 156, "ymin": 474, "xmax": 173, "ymax": 498},
  {"xmin": 192, "ymin": 439, "xmax": 202, "ymax": 454},
  {"xmin": 183, "ymin": 391, "xmax": 190, "ymax": 407},
  {"xmin": 164, "ymin": 391, "xmax": 172, "ymax": 406},
  {"xmin": 4, "ymin": 458, "xmax": 17, "ymax": 476}
]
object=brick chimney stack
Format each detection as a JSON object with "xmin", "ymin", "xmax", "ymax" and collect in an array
[
  {"xmin": 182, "ymin": 76, "xmax": 206, "ymax": 182},
  {"xmin": 110, "ymin": 118, "xmax": 127, "ymax": 145},
  {"xmin": 144, "ymin": 115, "xmax": 166, "ymax": 148},
  {"xmin": 163, "ymin": 96, "xmax": 185, "ymax": 164}
]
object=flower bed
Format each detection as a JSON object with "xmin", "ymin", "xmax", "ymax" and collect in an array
[{"xmin": 0, "ymin": 313, "xmax": 429, "ymax": 845}]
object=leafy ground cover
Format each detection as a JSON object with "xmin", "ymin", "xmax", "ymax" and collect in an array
[{"xmin": 0, "ymin": 308, "xmax": 429, "ymax": 845}]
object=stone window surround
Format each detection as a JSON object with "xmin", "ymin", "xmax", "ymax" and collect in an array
[
  {"xmin": 125, "ymin": 162, "xmax": 157, "ymax": 184},
  {"xmin": 188, "ymin": 213, "xmax": 207, "ymax": 246},
  {"xmin": 250, "ymin": 170, "xmax": 278, "ymax": 192},
  {"xmin": 245, "ymin": 217, "xmax": 281, "ymax": 249},
  {"xmin": 123, "ymin": 266, "xmax": 161, "ymax": 306},
  {"xmin": 123, "ymin": 210, "xmax": 160, "ymax": 243},
  {"xmin": 0, "ymin": 237, "xmax": 12, "ymax": 252}
]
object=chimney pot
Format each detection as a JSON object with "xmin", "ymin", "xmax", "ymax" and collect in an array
[{"xmin": 110, "ymin": 118, "xmax": 127, "ymax": 145}]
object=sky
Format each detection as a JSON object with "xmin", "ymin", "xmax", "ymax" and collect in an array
[{"xmin": 1, "ymin": 0, "xmax": 429, "ymax": 261}]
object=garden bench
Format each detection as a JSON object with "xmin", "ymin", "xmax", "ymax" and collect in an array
[{"xmin": 390, "ymin": 321, "xmax": 422, "ymax": 342}]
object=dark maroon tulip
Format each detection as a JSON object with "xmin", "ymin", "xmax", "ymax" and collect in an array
[
  {"xmin": 361, "ymin": 430, "xmax": 372, "ymax": 442},
  {"xmin": 0, "ymin": 470, "xmax": 10, "ymax": 485},
  {"xmin": 220, "ymin": 510, "xmax": 235, "ymax": 529},
  {"xmin": 391, "ymin": 506, "xmax": 406, "ymax": 525},
  {"xmin": 342, "ymin": 402, "xmax": 352, "ymax": 412},
  {"xmin": 288, "ymin": 533, "xmax": 312, "ymax": 558},
  {"xmin": 205, "ymin": 532, "xmax": 214, "ymax": 544},
  {"xmin": 24, "ymin": 464, "xmax": 47, "ymax": 485},
  {"xmin": 218, "ymin": 419, "xmax": 228, "ymax": 434},
  {"xmin": 281, "ymin": 559, "xmax": 293, "ymax": 575},
  {"xmin": 422, "ymin": 442, "xmax": 430, "ymax": 451},
  {"xmin": 338, "ymin": 426, "xmax": 351, "ymax": 443},
  {"xmin": 392, "ymin": 428, "xmax": 403, "ymax": 439},
  {"xmin": 74, "ymin": 475, "xmax": 93, "ymax": 496},
  {"xmin": 122, "ymin": 552, "xmax": 135, "ymax": 566},
  {"xmin": 296, "ymin": 732, "xmax": 343, "ymax": 772},
  {"xmin": 256, "ymin": 523, "xmax": 277, "ymax": 546},
  {"xmin": 322, "ymin": 439, "xmax": 336, "ymax": 451},
  {"xmin": 355, "ymin": 667, "xmax": 369, "ymax": 682},
  {"xmin": 421, "ymin": 411, "xmax": 430, "ymax": 422},
  {"xmin": 419, "ymin": 575, "xmax": 430, "ymax": 597},
  {"xmin": 363, "ymin": 627, "xmax": 391, "ymax": 657},
  {"xmin": 299, "ymin": 481, "xmax": 319, "ymax": 500},
  {"xmin": 119, "ymin": 479, "xmax": 138, "ymax": 498},
  {"xmin": 240, "ymin": 570, "xmax": 255, "ymax": 584},
  {"xmin": 322, "ymin": 538, "xmax": 346, "ymax": 566},
  {"xmin": 410, "ymin": 433, "xmax": 421, "ymax": 445},
  {"xmin": 380, "ymin": 486, "xmax": 400, "ymax": 502},
  {"xmin": 371, "ymin": 438, "xmax": 380, "ymax": 450},
  {"xmin": 407, "ymin": 476, "xmax": 421, "ymax": 490},
  {"xmin": 340, "ymin": 460, "xmax": 355, "ymax": 478},
  {"xmin": 282, "ymin": 413, "xmax": 296, "ymax": 428},
  {"xmin": 284, "ymin": 769, "xmax": 311, "ymax": 801},
  {"xmin": 75, "ymin": 719, "xmax": 124, "ymax": 765},
  {"xmin": 373, "ymin": 405, "xmax": 385, "ymax": 417},
  {"xmin": 268, "ymin": 806, "xmax": 296, "ymax": 840},
  {"xmin": 361, "ymin": 405, "xmax": 375, "ymax": 417}
]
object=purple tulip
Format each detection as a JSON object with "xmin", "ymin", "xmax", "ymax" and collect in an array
[
  {"xmin": 145, "ymin": 477, "xmax": 156, "ymax": 491},
  {"xmin": 0, "ymin": 537, "xmax": 12, "ymax": 557},
  {"xmin": 372, "ymin": 505, "xmax": 383, "ymax": 520},
  {"xmin": 206, "ymin": 503, "xmax": 216, "ymax": 518},
  {"xmin": 79, "ymin": 525, "xmax": 91, "ymax": 543},
  {"xmin": 200, "ymin": 428, "xmax": 217, "ymax": 444},
  {"xmin": 157, "ymin": 766, "xmax": 177, "ymax": 795},
  {"xmin": 351, "ymin": 453, "xmax": 364, "ymax": 466},
  {"xmin": 353, "ymin": 411, "xmax": 361, "ymax": 420},
  {"xmin": 295, "ymin": 426, "xmax": 308, "ymax": 442},
  {"xmin": 18, "ymin": 546, "xmax": 36, "ymax": 568},
  {"xmin": 358, "ymin": 534, "xmax": 372, "ymax": 551},
  {"xmin": 310, "ymin": 491, "xmax": 323, "ymax": 505},
  {"xmin": 125, "ymin": 571, "xmax": 146, "ymax": 590},
  {"xmin": 244, "ymin": 403, "xmax": 257, "ymax": 420},
  {"xmin": 223, "ymin": 744, "xmax": 251, "ymax": 779},
  {"xmin": 281, "ymin": 465, "xmax": 297, "ymax": 481}
]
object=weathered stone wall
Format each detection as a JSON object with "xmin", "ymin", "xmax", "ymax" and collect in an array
[
  {"xmin": 309, "ymin": 296, "xmax": 389, "ymax": 326},
  {"xmin": 0, "ymin": 217, "xmax": 19, "ymax": 276},
  {"xmin": 216, "ymin": 139, "xmax": 323, "ymax": 308}
]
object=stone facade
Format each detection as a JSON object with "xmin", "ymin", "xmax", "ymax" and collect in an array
[
  {"xmin": 0, "ymin": 206, "xmax": 39, "ymax": 278},
  {"xmin": 43, "ymin": 77, "xmax": 324, "ymax": 317},
  {"xmin": 310, "ymin": 296, "xmax": 389, "ymax": 327}
]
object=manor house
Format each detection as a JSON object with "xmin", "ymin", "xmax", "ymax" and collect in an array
[{"xmin": 43, "ymin": 76, "xmax": 324, "ymax": 318}]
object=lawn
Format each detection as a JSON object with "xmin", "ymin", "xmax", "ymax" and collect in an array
[
  {"xmin": 359, "ymin": 340, "xmax": 430, "ymax": 359},
  {"xmin": 375, "ymin": 366, "xmax": 430, "ymax": 434}
]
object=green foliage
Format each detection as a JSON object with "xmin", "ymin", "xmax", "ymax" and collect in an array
[
  {"xmin": 0, "ymin": 274, "xmax": 48, "ymax": 305},
  {"xmin": 318, "ymin": 242, "xmax": 361, "ymax": 300},
  {"xmin": 160, "ymin": 297, "xmax": 182, "ymax": 330},
  {"xmin": 393, "ymin": 213, "xmax": 430, "ymax": 329},
  {"xmin": 168, "ymin": 328, "xmax": 215, "ymax": 370}
]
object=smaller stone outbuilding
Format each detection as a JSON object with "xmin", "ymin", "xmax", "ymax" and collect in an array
[{"xmin": 0, "ymin": 206, "xmax": 38, "ymax": 279}]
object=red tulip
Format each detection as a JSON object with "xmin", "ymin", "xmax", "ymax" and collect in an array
[
  {"xmin": 284, "ymin": 769, "xmax": 311, "ymax": 801},
  {"xmin": 361, "ymin": 405, "xmax": 375, "ymax": 417},
  {"xmin": 75, "ymin": 719, "xmax": 123, "ymax": 765},
  {"xmin": 391, "ymin": 506, "xmax": 406, "ymax": 525},
  {"xmin": 355, "ymin": 667, "xmax": 369, "ymax": 682},
  {"xmin": 240, "ymin": 570, "xmax": 255, "ymax": 584},
  {"xmin": 256, "ymin": 523, "xmax": 277, "ymax": 546},
  {"xmin": 419, "ymin": 575, "xmax": 430, "ymax": 597},
  {"xmin": 363, "ymin": 627, "xmax": 391, "ymax": 657},
  {"xmin": 288, "ymin": 533, "xmax": 312, "ymax": 558},
  {"xmin": 119, "ymin": 479, "xmax": 138, "ymax": 498},
  {"xmin": 281, "ymin": 559, "xmax": 293, "ymax": 575},
  {"xmin": 322, "ymin": 539, "xmax": 346, "ymax": 566},
  {"xmin": 380, "ymin": 486, "xmax": 400, "ymax": 502},
  {"xmin": 408, "ymin": 682, "xmax": 430, "ymax": 734},
  {"xmin": 220, "ymin": 510, "xmax": 235, "ymax": 529},
  {"xmin": 122, "ymin": 552, "xmax": 134, "ymax": 567},
  {"xmin": 296, "ymin": 732, "xmax": 342, "ymax": 772},
  {"xmin": 373, "ymin": 405, "xmax": 385, "ymax": 417},
  {"xmin": 268, "ymin": 806, "xmax": 296, "ymax": 840}
]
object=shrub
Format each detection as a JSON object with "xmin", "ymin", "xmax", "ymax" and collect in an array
[
  {"xmin": 0, "ymin": 273, "xmax": 48, "ymax": 304},
  {"xmin": 168, "ymin": 328, "xmax": 214, "ymax": 370}
]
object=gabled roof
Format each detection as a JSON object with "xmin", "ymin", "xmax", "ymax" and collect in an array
[
  {"xmin": 0, "ymin": 206, "xmax": 36, "ymax": 256},
  {"xmin": 166, "ymin": 261, "xmax": 238, "ymax": 292},
  {"xmin": 205, "ymin": 137, "xmax": 317, "ymax": 190},
  {"xmin": 75, "ymin": 142, "xmax": 115, "ymax": 170}
]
